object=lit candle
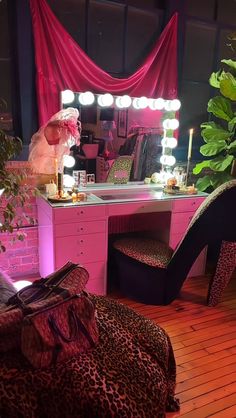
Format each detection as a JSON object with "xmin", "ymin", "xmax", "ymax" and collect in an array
[{"xmin": 187, "ymin": 129, "xmax": 194, "ymax": 160}]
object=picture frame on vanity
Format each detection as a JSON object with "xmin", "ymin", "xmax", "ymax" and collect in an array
[{"xmin": 117, "ymin": 109, "xmax": 128, "ymax": 138}]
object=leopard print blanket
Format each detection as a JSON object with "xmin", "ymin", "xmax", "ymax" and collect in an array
[{"xmin": 0, "ymin": 295, "xmax": 179, "ymax": 418}]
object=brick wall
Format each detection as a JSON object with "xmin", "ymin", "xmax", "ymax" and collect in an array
[
  {"xmin": 0, "ymin": 160, "xmax": 40, "ymax": 277},
  {"xmin": 0, "ymin": 225, "xmax": 39, "ymax": 277}
]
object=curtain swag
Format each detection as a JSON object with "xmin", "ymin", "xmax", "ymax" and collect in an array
[{"xmin": 29, "ymin": 0, "xmax": 178, "ymax": 126}]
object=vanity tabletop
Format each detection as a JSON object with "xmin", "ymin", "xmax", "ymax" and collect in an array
[{"xmin": 38, "ymin": 182, "xmax": 208, "ymax": 208}]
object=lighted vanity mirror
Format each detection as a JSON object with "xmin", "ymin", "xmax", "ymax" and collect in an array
[{"xmin": 61, "ymin": 91, "xmax": 180, "ymax": 184}]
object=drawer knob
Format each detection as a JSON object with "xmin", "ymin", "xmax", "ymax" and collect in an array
[
  {"xmin": 80, "ymin": 251, "xmax": 84, "ymax": 255},
  {"xmin": 80, "ymin": 227, "xmax": 84, "ymax": 231},
  {"xmin": 80, "ymin": 210, "xmax": 84, "ymax": 214},
  {"xmin": 80, "ymin": 239, "xmax": 84, "ymax": 243}
]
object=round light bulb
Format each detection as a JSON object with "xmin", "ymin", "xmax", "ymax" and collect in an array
[
  {"xmin": 160, "ymin": 155, "xmax": 169, "ymax": 165},
  {"xmin": 103, "ymin": 93, "xmax": 114, "ymax": 106},
  {"xmin": 83, "ymin": 91, "xmax": 95, "ymax": 105},
  {"xmin": 120, "ymin": 95, "xmax": 132, "ymax": 108},
  {"xmin": 78, "ymin": 92, "xmax": 86, "ymax": 105},
  {"xmin": 164, "ymin": 100, "xmax": 172, "ymax": 111},
  {"xmin": 132, "ymin": 97, "xmax": 141, "ymax": 109},
  {"xmin": 149, "ymin": 99, "xmax": 158, "ymax": 110},
  {"xmin": 63, "ymin": 174, "xmax": 76, "ymax": 188},
  {"xmin": 61, "ymin": 90, "xmax": 75, "ymax": 104},
  {"xmin": 63, "ymin": 155, "xmax": 75, "ymax": 168},
  {"xmin": 170, "ymin": 99, "xmax": 181, "ymax": 111},
  {"xmin": 138, "ymin": 96, "xmax": 148, "ymax": 109},
  {"xmin": 154, "ymin": 98, "xmax": 165, "ymax": 110},
  {"xmin": 161, "ymin": 137, "xmax": 177, "ymax": 149},
  {"xmin": 162, "ymin": 119, "xmax": 171, "ymax": 130},
  {"xmin": 169, "ymin": 119, "xmax": 179, "ymax": 130},
  {"xmin": 115, "ymin": 96, "xmax": 124, "ymax": 108},
  {"xmin": 166, "ymin": 155, "xmax": 176, "ymax": 166}
]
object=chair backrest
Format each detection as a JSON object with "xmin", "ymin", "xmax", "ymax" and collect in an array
[
  {"xmin": 106, "ymin": 155, "xmax": 133, "ymax": 184},
  {"xmin": 175, "ymin": 179, "xmax": 236, "ymax": 255},
  {"xmin": 165, "ymin": 180, "xmax": 236, "ymax": 302}
]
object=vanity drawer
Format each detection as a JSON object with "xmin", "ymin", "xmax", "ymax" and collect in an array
[
  {"xmin": 53, "ymin": 205, "xmax": 106, "ymax": 224},
  {"xmin": 54, "ymin": 220, "xmax": 106, "ymax": 237},
  {"xmin": 172, "ymin": 197, "xmax": 205, "ymax": 213},
  {"xmin": 84, "ymin": 261, "xmax": 106, "ymax": 295},
  {"xmin": 170, "ymin": 212, "xmax": 194, "ymax": 234},
  {"xmin": 82, "ymin": 261, "xmax": 106, "ymax": 281},
  {"xmin": 55, "ymin": 233, "xmax": 107, "ymax": 265}
]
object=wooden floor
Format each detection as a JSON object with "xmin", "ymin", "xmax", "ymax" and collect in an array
[{"xmin": 110, "ymin": 271, "xmax": 236, "ymax": 418}]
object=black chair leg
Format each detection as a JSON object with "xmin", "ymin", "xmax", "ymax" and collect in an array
[{"xmin": 207, "ymin": 241, "xmax": 236, "ymax": 306}]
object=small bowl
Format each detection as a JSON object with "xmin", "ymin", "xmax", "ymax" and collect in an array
[{"xmin": 82, "ymin": 144, "xmax": 99, "ymax": 158}]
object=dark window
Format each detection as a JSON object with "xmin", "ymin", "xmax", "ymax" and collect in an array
[
  {"xmin": 185, "ymin": 0, "xmax": 215, "ymax": 20},
  {"xmin": 47, "ymin": 0, "xmax": 86, "ymax": 49},
  {"xmin": 88, "ymin": 1, "xmax": 125, "ymax": 73},
  {"xmin": 182, "ymin": 20, "xmax": 217, "ymax": 81},
  {"xmin": 126, "ymin": 7, "xmax": 162, "ymax": 72}
]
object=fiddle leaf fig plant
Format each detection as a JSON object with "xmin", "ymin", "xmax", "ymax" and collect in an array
[
  {"xmin": 193, "ymin": 59, "xmax": 236, "ymax": 191},
  {"xmin": 0, "ymin": 129, "xmax": 36, "ymax": 252}
]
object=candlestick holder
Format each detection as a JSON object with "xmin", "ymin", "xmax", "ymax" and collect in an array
[
  {"xmin": 185, "ymin": 157, "xmax": 191, "ymax": 187},
  {"xmin": 57, "ymin": 172, "xmax": 63, "ymax": 197}
]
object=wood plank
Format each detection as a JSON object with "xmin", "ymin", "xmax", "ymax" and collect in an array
[{"xmin": 111, "ymin": 272, "xmax": 236, "ymax": 417}]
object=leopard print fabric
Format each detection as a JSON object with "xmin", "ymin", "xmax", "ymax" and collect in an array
[
  {"xmin": 207, "ymin": 240, "xmax": 236, "ymax": 306},
  {"xmin": 187, "ymin": 179, "xmax": 236, "ymax": 231},
  {"xmin": 171, "ymin": 179, "xmax": 236, "ymax": 257},
  {"xmin": 106, "ymin": 156, "xmax": 133, "ymax": 183},
  {"xmin": 0, "ymin": 295, "xmax": 179, "ymax": 418},
  {"xmin": 114, "ymin": 237, "xmax": 173, "ymax": 267}
]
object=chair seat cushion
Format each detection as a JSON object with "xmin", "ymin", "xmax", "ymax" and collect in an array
[{"xmin": 113, "ymin": 237, "xmax": 173, "ymax": 268}]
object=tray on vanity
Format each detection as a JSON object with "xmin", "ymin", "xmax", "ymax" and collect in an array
[{"xmin": 47, "ymin": 195, "xmax": 73, "ymax": 203}]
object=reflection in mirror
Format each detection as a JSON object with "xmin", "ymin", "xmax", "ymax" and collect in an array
[{"xmin": 61, "ymin": 91, "xmax": 180, "ymax": 184}]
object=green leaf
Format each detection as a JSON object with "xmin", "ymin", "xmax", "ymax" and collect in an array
[
  {"xmin": 207, "ymin": 96, "xmax": 234, "ymax": 121},
  {"xmin": 200, "ymin": 141, "xmax": 227, "ymax": 156},
  {"xmin": 196, "ymin": 175, "xmax": 212, "ymax": 191},
  {"xmin": 200, "ymin": 121, "xmax": 221, "ymax": 129},
  {"xmin": 209, "ymin": 70, "xmax": 227, "ymax": 88},
  {"xmin": 210, "ymin": 172, "xmax": 233, "ymax": 189},
  {"xmin": 228, "ymin": 116, "xmax": 236, "ymax": 132},
  {"xmin": 228, "ymin": 139, "xmax": 236, "ymax": 151},
  {"xmin": 209, "ymin": 154, "xmax": 234, "ymax": 171},
  {"xmin": 209, "ymin": 71, "xmax": 221, "ymax": 88},
  {"xmin": 220, "ymin": 73, "xmax": 236, "ymax": 100},
  {"xmin": 193, "ymin": 160, "xmax": 211, "ymax": 175},
  {"xmin": 221, "ymin": 59, "xmax": 236, "ymax": 71},
  {"xmin": 201, "ymin": 127, "xmax": 230, "ymax": 143}
]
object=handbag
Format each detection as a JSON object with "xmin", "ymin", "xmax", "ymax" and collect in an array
[
  {"xmin": 21, "ymin": 292, "xmax": 99, "ymax": 368},
  {"xmin": 0, "ymin": 261, "xmax": 89, "ymax": 353},
  {"xmin": 7, "ymin": 261, "xmax": 89, "ymax": 307}
]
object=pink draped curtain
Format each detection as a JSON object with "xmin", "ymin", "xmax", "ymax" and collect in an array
[{"xmin": 29, "ymin": 0, "xmax": 178, "ymax": 126}]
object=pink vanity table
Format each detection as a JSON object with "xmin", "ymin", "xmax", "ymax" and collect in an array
[{"xmin": 37, "ymin": 184, "xmax": 208, "ymax": 295}]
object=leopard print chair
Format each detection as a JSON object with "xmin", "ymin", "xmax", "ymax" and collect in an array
[
  {"xmin": 106, "ymin": 155, "xmax": 133, "ymax": 183},
  {"xmin": 113, "ymin": 180, "xmax": 236, "ymax": 306}
]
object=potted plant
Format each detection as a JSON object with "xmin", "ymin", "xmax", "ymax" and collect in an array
[
  {"xmin": 193, "ymin": 59, "xmax": 236, "ymax": 191},
  {"xmin": 0, "ymin": 129, "xmax": 36, "ymax": 252}
]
